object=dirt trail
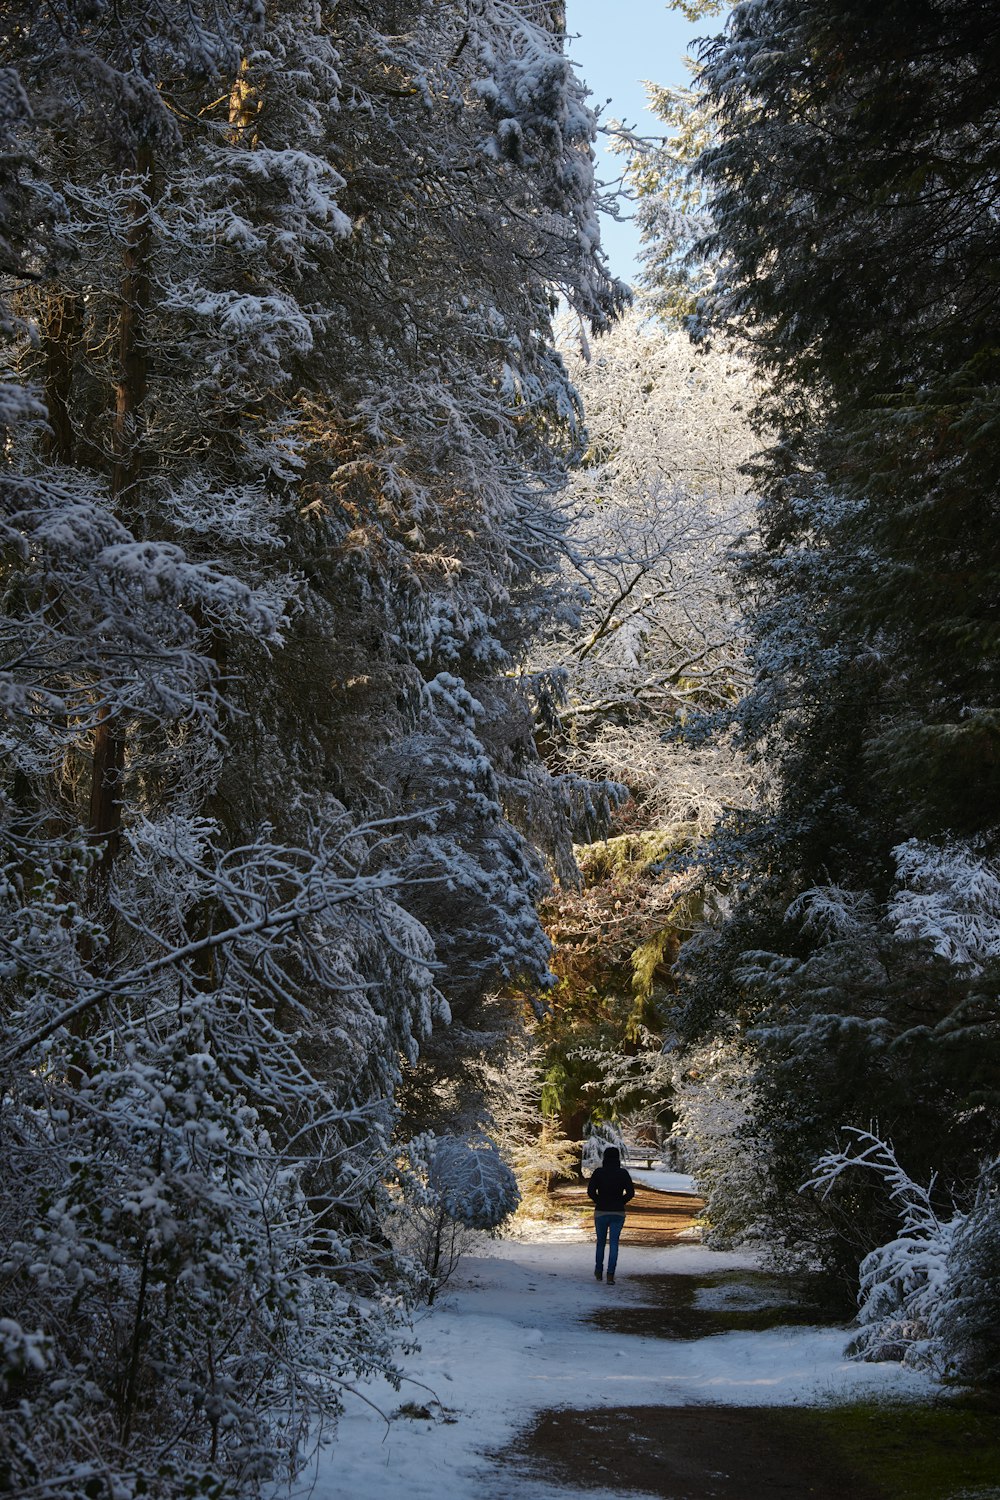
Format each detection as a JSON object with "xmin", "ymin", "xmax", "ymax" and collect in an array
[
  {"xmin": 502, "ymin": 1181, "xmax": 875, "ymax": 1500},
  {"xmin": 551, "ymin": 1182, "xmax": 704, "ymax": 1246},
  {"xmin": 324, "ymin": 1188, "xmax": 951, "ymax": 1500},
  {"xmin": 509, "ymin": 1404, "xmax": 887, "ymax": 1500}
]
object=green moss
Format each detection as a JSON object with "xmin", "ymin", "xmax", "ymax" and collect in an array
[
  {"xmin": 630, "ymin": 928, "xmax": 677, "ymax": 1004},
  {"xmin": 798, "ymin": 1396, "xmax": 1000, "ymax": 1500},
  {"xmin": 576, "ymin": 828, "xmax": 693, "ymax": 884}
]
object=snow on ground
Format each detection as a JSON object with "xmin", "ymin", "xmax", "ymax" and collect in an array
[
  {"xmin": 629, "ymin": 1169, "xmax": 700, "ymax": 1195},
  {"xmin": 304, "ymin": 1230, "xmax": 937, "ymax": 1500}
]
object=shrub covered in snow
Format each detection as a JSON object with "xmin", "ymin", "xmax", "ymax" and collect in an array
[
  {"xmin": 668, "ymin": 1032, "xmax": 772, "ymax": 1248},
  {"xmin": 936, "ymin": 1166, "xmax": 1000, "ymax": 1383},
  {"xmin": 809, "ymin": 1130, "xmax": 1000, "ymax": 1381},
  {"xmin": 393, "ymin": 1135, "xmax": 520, "ymax": 1301}
]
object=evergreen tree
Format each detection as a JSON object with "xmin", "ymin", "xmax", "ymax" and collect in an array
[{"xmin": 654, "ymin": 0, "xmax": 1000, "ymax": 1281}]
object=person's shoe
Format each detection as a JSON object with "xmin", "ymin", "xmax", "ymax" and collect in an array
[
  {"xmin": 606, "ymin": 1274, "xmax": 615, "ymax": 1285},
  {"xmin": 594, "ymin": 1268, "xmax": 603, "ymax": 1281}
]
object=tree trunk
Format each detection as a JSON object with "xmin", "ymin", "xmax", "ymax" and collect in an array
[
  {"xmin": 41, "ymin": 289, "xmax": 82, "ymax": 463},
  {"xmin": 230, "ymin": 57, "xmax": 261, "ymax": 143},
  {"xmin": 88, "ymin": 703, "xmax": 125, "ymax": 883},
  {"xmin": 111, "ymin": 143, "xmax": 155, "ymax": 506},
  {"xmin": 91, "ymin": 143, "xmax": 155, "ymax": 886}
]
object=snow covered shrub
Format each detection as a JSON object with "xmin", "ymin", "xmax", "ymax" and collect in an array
[
  {"xmin": 810, "ymin": 1130, "xmax": 1000, "ymax": 1380},
  {"xmin": 0, "ymin": 1026, "xmax": 408, "ymax": 1497},
  {"xmin": 481, "ymin": 1033, "xmax": 579, "ymax": 1212},
  {"xmin": 691, "ymin": 860, "xmax": 1000, "ymax": 1279},
  {"xmin": 809, "ymin": 1131, "xmax": 960, "ymax": 1369},
  {"xmin": 0, "ymin": 822, "xmax": 426, "ymax": 1497},
  {"xmin": 393, "ymin": 1135, "xmax": 519, "ymax": 1301},
  {"xmin": 582, "ymin": 1122, "xmax": 627, "ymax": 1173},
  {"xmin": 936, "ymin": 1163, "xmax": 1000, "ymax": 1383},
  {"xmin": 669, "ymin": 1032, "xmax": 770, "ymax": 1246}
]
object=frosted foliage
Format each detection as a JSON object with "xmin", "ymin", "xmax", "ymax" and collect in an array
[
  {"xmin": 0, "ymin": 0, "xmax": 622, "ymax": 1489},
  {"xmin": 392, "ymin": 1133, "xmax": 519, "ymax": 1300},
  {"xmin": 742, "ymin": 840, "xmax": 1000, "ymax": 1010},
  {"xmin": 889, "ymin": 838, "xmax": 1000, "ymax": 974},
  {"xmin": 160, "ymin": 477, "xmax": 285, "ymax": 549},
  {"xmin": 786, "ymin": 884, "xmax": 880, "ymax": 944},
  {"xmin": 469, "ymin": 1, "xmax": 623, "ymax": 322},
  {"xmin": 571, "ymin": 721, "xmax": 753, "ymax": 836},
  {"xmin": 481, "ymin": 1034, "xmax": 578, "ymax": 1202},
  {"xmin": 388, "ymin": 676, "xmax": 554, "ymax": 1007},
  {"xmin": 572, "ymin": 1036, "xmax": 674, "ymax": 1135},
  {"xmin": 427, "ymin": 1135, "xmax": 521, "ymax": 1230},
  {"xmin": 0, "ymin": 476, "xmax": 280, "ymax": 768},
  {"xmin": 582, "ymin": 1122, "xmax": 627, "ymax": 1173},
  {"xmin": 108, "ymin": 808, "xmax": 447, "ymax": 1088},
  {"xmin": 0, "ymin": 810, "xmax": 443, "ymax": 1493},
  {"xmin": 0, "ymin": 1016, "xmax": 409, "ymax": 1490},
  {"xmin": 669, "ymin": 1034, "xmax": 770, "ymax": 1246},
  {"xmin": 566, "ymin": 310, "xmax": 757, "ymax": 510},
  {"xmin": 936, "ymin": 1171, "xmax": 1000, "ymax": 1383},
  {"xmin": 158, "ymin": 281, "xmax": 314, "ymax": 388},
  {"xmin": 809, "ymin": 1131, "xmax": 1000, "ymax": 1379},
  {"xmin": 538, "ymin": 308, "xmax": 758, "ymax": 834}
]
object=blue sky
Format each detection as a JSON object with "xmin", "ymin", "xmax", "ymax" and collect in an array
[{"xmin": 564, "ymin": 1, "xmax": 724, "ymax": 287}]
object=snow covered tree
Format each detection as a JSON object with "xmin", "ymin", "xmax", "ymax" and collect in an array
[
  {"xmin": 627, "ymin": 0, "xmax": 1000, "ymax": 1291},
  {"xmin": 694, "ymin": 0, "xmax": 1000, "ymax": 838},
  {"xmin": 514, "ymin": 305, "xmax": 756, "ymax": 1141},
  {"xmin": 550, "ymin": 311, "xmax": 756, "ymax": 836},
  {"xmin": 0, "ymin": 0, "xmax": 625, "ymax": 1487},
  {"xmin": 477, "ymin": 0, "xmax": 1000, "ymax": 1315},
  {"xmin": 481, "ymin": 1029, "xmax": 579, "ymax": 1207},
  {"xmin": 553, "ymin": 307, "xmax": 756, "ymax": 726}
]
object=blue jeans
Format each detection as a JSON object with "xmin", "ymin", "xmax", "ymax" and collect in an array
[{"xmin": 594, "ymin": 1212, "xmax": 626, "ymax": 1274}]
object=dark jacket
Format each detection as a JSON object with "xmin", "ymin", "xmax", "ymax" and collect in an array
[{"xmin": 586, "ymin": 1147, "xmax": 636, "ymax": 1213}]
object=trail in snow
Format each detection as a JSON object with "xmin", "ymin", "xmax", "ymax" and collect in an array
[{"xmin": 307, "ymin": 1223, "xmax": 936, "ymax": 1500}]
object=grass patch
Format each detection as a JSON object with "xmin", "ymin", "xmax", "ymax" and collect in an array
[{"xmin": 796, "ymin": 1394, "xmax": 1000, "ymax": 1500}]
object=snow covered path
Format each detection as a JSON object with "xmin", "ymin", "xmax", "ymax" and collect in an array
[{"xmin": 309, "ymin": 1224, "xmax": 936, "ymax": 1500}]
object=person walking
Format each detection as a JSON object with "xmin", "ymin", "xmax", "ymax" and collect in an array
[{"xmin": 586, "ymin": 1145, "xmax": 635, "ymax": 1284}]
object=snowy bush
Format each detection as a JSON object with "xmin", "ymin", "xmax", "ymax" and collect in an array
[
  {"xmin": 481, "ymin": 1034, "xmax": 579, "ymax": 1212},
  {"xmin": 936, "ymin": 1165, "xmax": 1000, "ymax": 1383},
  {"xmin": 393, "ymin": 1135, "xmax": 520, "ymax": 1301},
  {"xmin": 809, "ymin": 1130, "xmax": 1000, "ymax": 1380},
  {"xmin": 668, "ymin": 1032, "xmax": 771, "ymax": 1247},
  {"xmin": 0, "ymin": 818, "xmax": 429, "ymax": 1496},
  {"xmin": 427, "ymin": 1135, "xmax": 521, "ymax": 1228},
  {"xmin": 581, "ymin": 1122, "xmax": 627, "ymax": 1173}
]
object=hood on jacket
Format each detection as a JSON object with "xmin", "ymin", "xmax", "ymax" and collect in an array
[{"xmin": 602, "ymin": 1146, "xmax": 621, "ymax": 1169}]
